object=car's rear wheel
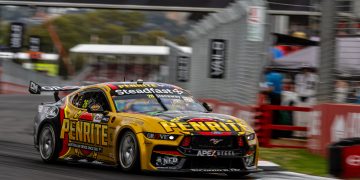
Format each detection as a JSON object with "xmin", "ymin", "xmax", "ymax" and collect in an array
[
  {"xmin": 118, "ymin": 131, "xmax": 140, "ymax": 172},
  {"xmin": 39, "ymin": 124, "xmax": 58, "ymax": 163}
]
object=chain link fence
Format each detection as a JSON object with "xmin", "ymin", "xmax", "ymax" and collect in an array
[
  {"xmin": 184, "ymin": 0, "xmax": 269, "ymax": 105},
  {"xmin": 319, "ymin": 0, "xmax": 360, "ymax": 103}
]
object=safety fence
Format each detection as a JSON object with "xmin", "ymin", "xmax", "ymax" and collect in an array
[
  {"xmin": 255, "ymin": 104, "xmax": 312, "ymax": 148},
  {"xmin": 199, "ymin": 98, "xmax": 312, "ymax": 148},
  {"xmin": 199, "ymin": 98, "xmax": 360, "ymax": 156}
]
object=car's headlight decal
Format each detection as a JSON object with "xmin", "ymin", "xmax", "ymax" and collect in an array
[
  {"xmin": 246, "ymin": 133, "xmax": 256, "ymax": 141},
  {"xmin": 144, "ymin": 132, "xmax": 178, "ymax": 140}
]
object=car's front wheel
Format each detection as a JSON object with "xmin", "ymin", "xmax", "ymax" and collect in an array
[
  {"xmin": 39, "ymin": 124, "xmax": 59, "ymax": 163},
  {"xmin": 118, "ymin": 131, "xmax": 140, "ymax": 172}
]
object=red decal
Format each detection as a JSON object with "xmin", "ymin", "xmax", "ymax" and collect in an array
[
  {"xmin": 106, "ymin": 83, "xmax": 118, "ymax": 90},
  {"xmin": 59, "ymin": 106, "xmax": 69, "ymax": 156},
  {"xmin": 153, "ymin": 150, "xmax": 183, "ymax": 156},
  {"xmin": 79, "ymin": 112, "xmax": 93, "ymax": 121},
  {"xmin": 197, "ymin": 131, "xmax": 233, "ymax": 136}
]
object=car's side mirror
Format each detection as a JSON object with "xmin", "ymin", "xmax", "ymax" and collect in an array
[
  {"xmin": 202, "ymin": 102, "xmax": 213, "ymax": 112},
  {"xmin": 87, "ymin": 103, "xmax": 104, "ymax": 113}
]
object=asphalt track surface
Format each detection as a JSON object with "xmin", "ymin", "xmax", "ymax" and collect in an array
[{"xmin": 0, "ymin": 95, "xmax": 336, "ymax": 180}]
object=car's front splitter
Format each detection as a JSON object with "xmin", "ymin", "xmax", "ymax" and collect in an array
[{"xmin": 145, "ymin": 167, "xmax": 262, "ymax": 173}]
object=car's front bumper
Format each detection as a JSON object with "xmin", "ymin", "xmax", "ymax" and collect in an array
[{"xmin": 140, "ymin": 133, "xmax": 259, "ymax": 173}]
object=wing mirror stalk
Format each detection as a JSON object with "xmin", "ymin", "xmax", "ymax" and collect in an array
[{"xmin": 202, "ymin": 102, "xmax": 213, "ymax": 112}]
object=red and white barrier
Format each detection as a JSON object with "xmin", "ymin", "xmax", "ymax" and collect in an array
[{"xmin": 309, "ymin": 103, "xmax": 360, "ymax": 156}]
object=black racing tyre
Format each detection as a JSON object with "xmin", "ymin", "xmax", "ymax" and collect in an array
[
  {"xmin": 226, "ymin": 172, "xmax": 250, "ymax": 177},
  {"xmin": 38, "ymin": 123, "xmax": 59, "ymax": 163},
  {"xmin": 118, "ymin": 131, "xmax": 140, "ymax": 172}
]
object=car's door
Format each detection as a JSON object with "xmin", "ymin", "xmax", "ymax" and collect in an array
[{"xmin": 60, "ymin": 88, "xmax": 115, "ymax": 164}]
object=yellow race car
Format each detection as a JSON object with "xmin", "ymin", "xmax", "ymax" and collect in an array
[{"xmin": 29, "ymin": 80, "xmax": 259, "ymax": 176}]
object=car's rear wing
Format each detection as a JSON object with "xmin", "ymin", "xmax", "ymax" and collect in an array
[{"xmin": 29, "ymin": 81, "xmax": 82, "ymax": 101}]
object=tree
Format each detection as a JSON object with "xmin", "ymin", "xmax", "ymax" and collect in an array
[
  {"xmin": 28, "ymin": 10, "xmax": 146, "ymax": 52},
  {"xmin": 24, "ymin": 10, "xmax": 188, "ymax": 76}
]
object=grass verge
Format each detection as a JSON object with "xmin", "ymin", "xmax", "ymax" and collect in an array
[{"xmin": 260, "ymin": 147, "xmax": 328, "ymax": 176}]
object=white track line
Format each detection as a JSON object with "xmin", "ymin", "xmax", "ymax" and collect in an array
[{"xmin": 258, "ymin": 160, "xmax": 280, "ymax": 167}]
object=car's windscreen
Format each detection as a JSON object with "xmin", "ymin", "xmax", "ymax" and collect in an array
[{"xmin": 112, "ymin": 88, "xmax": 205, "ymax": 113}]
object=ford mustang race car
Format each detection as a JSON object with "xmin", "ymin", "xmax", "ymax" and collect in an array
[{"xmin": 29, "ymin": 80, "xmax": 259, "ymax": 176}]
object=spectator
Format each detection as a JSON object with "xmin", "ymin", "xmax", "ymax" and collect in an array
[
  {"xmin": 281, "ymin": 79, "xmax": 299, "ymax": 138},
  {"xmin": 282, "ymin": 79, "xmax": 299, "ymax": 106},
  {"xmin": 262, "ymin": 66, "xmax": 284, "ymax": 138},
  {"xmin": 294, "ymin": 65, "xmax": 318, "ymax": 137},
  {"xmin": 264, "ymin": 67, "xmax": 284, "ymax": 105},
  {"xmin": 354, "ymin": 82, "xmax": 360, "ymax": 104},
  {"xmin": 295, "ymin": 65, "xmax": 318, "ymax": 105},
  {"xmin": 334, "ymin": 80, "xmax": 349, "ymax": 103}
]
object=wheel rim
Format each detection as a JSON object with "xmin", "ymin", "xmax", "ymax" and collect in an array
[
  {"xmin": 119, "ymin": 133, "xmax": 136, "ymax": 168},
  {"xmin": 39, "ymin": 126, "xmax": 55, "ymax": 160}
]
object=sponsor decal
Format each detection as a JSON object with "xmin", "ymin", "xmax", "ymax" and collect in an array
[
  {"xmin": 90, "ymin": 104, "xmax": 101, "ymax": 111},
  {"xmin": 247, "ymin": 6, "xmax": 266, "ymax": 41},
  {"xmin": 159, "ymin": 121, "xmax": 243, "ymax": 133},
  {"xmin": 176, "ymin": 56, "xmax": 190, "ymax": 82},
  {"xmin": 209, "ymin": 138, "xmax": 223, "ymax": 145},
  {"xmin": 41, "ymin": 85, "xmax": 82, "ymax": 91},
  {"xmin": 156, "ymin": 94, "xmax": 182, "ymax": 99},
  {"xmin": 9, "ymin": 22, "xmax": 24, "ymax": 51},
  {"xmin": 115, "ymin": 88, "xmax": 184, "ymax": 96},
  {"xmin": 93, "ymin": 114, "xmax": 103, "ymax": 123},
  {"xmin": 182, "ymin": 96, "xmax": 194, "ymax": 102},
  {"xmin": 45, "ymin": 106, "xmax": 59, "ymax": 119},
  {"xmin": 331, "ymin": 113, "xmax": 360, "ymax": 141},
  {"xmin": 190, "ymin": 168, "xmax": 242, "ymax": 172},
  {"xmin": 68, "ymin": 142, "xmax": 103, "ymax": 152},
  {"xmin": 331, "ymin": 115, "xmax": 346, "ymax": 142},
  {"xmin": 346, "ymin": 155, "xmax": 360, "ymax": 166},
  {"xmin": 29, "ymin": 35, "xmax": 41, "ymax": 52},
  {"xmin": 60, "ymin": 119, "xmax": 108, "ymax": 146},
  {"xmin": 39, "ymin": 106, "xmax": 59, "ymax": 120},
  {"xmin": 29, "ymin": 81, "xmax": 41, "ymax": 94},
  {"xmin": 196, "ymin": 150, "xmax": 235, "ymax": 157},
  {"xmin": 155, "ymin": 156, "xmax": 179, "ymax": 166},
  {"xmin": 101, "ymin": 116, "xmax": 110, "ymax": 123},
  {"xmin": 209, "ymin": 39, "xmax": 226, "ymax": 79},
  {"xmin": 118, "ymin": 84, "xmax": 157, "ymax": 88}
]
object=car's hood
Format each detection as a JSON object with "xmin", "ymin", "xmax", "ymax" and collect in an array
[
  {"xmin": 118, "ymin": 111, "xmax": 254, "ymax": 134},
  {"xmin": 153, "ymin": 111, "xmax": 235, "ymax": 122}
]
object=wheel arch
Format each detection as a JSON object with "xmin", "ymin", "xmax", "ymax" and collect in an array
[
  {"xmin": 36, "ymin": 115, "xmax": 62, "ymax": 149},
  {"xmin": 115, "ymin": 126, "xmax": 138, "ymax": 164}
]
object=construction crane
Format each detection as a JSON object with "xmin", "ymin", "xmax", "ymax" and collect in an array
[{"xmin": 45, "ymin": 21, "xmax": 74, "ymax": 76}]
